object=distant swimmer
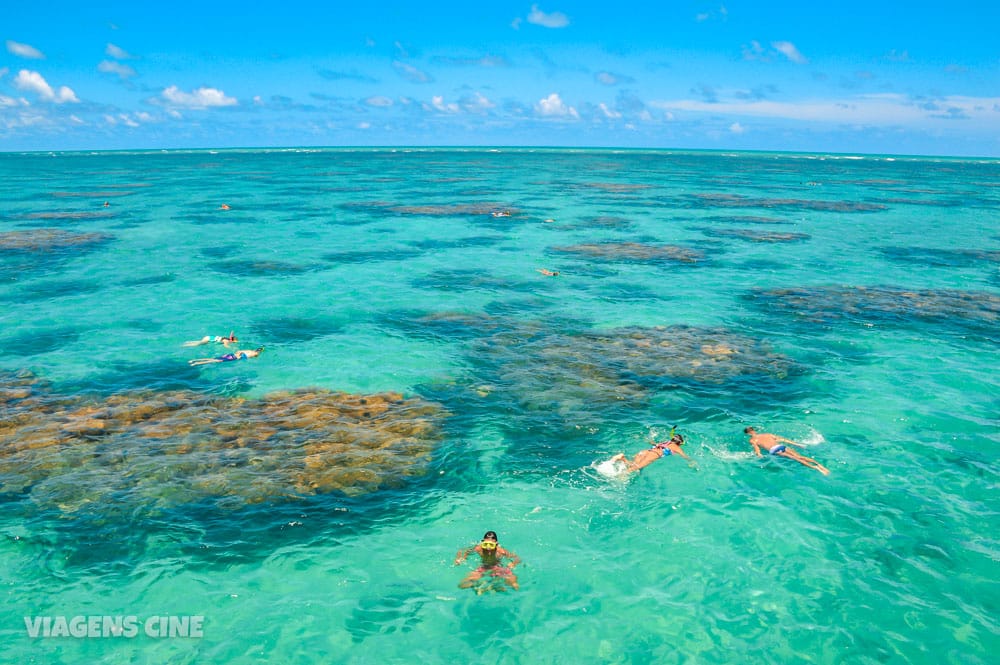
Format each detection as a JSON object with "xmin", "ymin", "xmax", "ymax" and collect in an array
[
  {"xmin": 455, "ymin": 530, "xmax": 521, "ymax": 591},
  {"xmin": 608, "ymin": 431, "xmax": 693, "ymax": 474},
  {"xmin": 220, "ymin": 203, "xmax": 231, "ymax": 210},
  {"xmin": 490, "ymin": 209, "xmax": 511, "ymax": 218},
  {"xmin": 744, "ymin": 426, "xmax": 829, "ymax": 475},
  {"xmin": 188, "ymin": 346, "xmax": 263, "ymax": 366},
  {"xmin": 183, "ymin": 332, "xmax": 238, "ymax": 347},
  {"xmin": 103, "ymin": 201, "xmax": 110, "ymax": 208},
  {"xmin": 537, "ymin": 268, "xmax": 560, "ymax": 276}
]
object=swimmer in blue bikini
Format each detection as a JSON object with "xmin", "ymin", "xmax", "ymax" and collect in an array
[
  {"xmin": 188, "ymin": 346, "xmax": 263, "ymax": 366},
  {"xmin": 611, "ymin": 432, "xmax": 693, "ymax": 473},
  {"xmin": 745, "ymin": 427, "xmax": 829, "ymax": 475}
]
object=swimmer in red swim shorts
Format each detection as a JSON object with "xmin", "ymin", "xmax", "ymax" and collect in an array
[{"xmin": 455, "ymin": 530, "xmax": 521, "ymax": 591}]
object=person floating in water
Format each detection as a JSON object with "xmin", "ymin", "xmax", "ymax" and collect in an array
[
  {"xmin": 183, "ymin": 332, "xmax": 238, "ymax": 347},
  {"xmin": 220, "ymin": 203, "xmax": 231, "ymax": 210},
  {"xmin": 744, "ymin": 426, "xmax": 829, "ymax": 475},
  {"xmin": 188, "ymin": 347, "xmax": 263, "ymax": 366},
  {"xmin": 610, "ymin": 431, "xmax": 693, "ymax": 473},
  {"xmin": 455, "ymin": 530, "xmax": 521, "ymax": 591},
  {"xmin": 537, "ymin": 268, "xmax": 560, "ymax": 276}
]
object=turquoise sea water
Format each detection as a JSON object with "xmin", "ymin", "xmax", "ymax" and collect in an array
[{"xmin": 0, "ymin": 148, "xmax": 997, "ymax": 664}]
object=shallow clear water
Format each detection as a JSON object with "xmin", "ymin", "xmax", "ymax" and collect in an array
[{"xmin": 1, "ymin": 148, "xmax": 997, "ymax": 664}]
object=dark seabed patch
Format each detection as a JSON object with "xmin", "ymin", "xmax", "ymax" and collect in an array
[
  {"xmin": 0, "ymin": 326, "xmax": 81, "ymax": 357},
  {"xmin": 703, "ymin": 215, "xmax": 792, "ymax": 225},
  {"xmin": 121, "ymin": 273, "xmax": 177, "ymax": 287},
  {"xmin": 412, "ymin": 269, "xmax": 539, "ymax": 293},
  {"xmin": 689, "ymin": 193, "xmax": 888, "ymax": 213},
  {"xmin": 744, "ymin": 285, "xmax": 1000, "ymax": 339},
  {"xmin": 548, "ymin": 215, "xmax": 637, "ymax": 231},
  {"xmin": 4, "ymin": 278, "xmax": 104, "ymax": 303},
  {"xmin": 880, "ymin": 246, "xmax": 1000, "ymax": 267},
  {"xmin": 698, "ymin": 227, "xmax": 811, "ymax": 243},
  {"xmin": 250, "ymin": 316, "xmax": 346, "ymax": 343},
  {"xmin": 407, "ymin": 235, "xmax": 505, "ymax": 250},
  {"xmin": 208, "ymin": 259, "xmax": 316, "ymax": 277},
  {"xmin": 549, "ymin": 242, "xmax": 705, "ymax": 264},
  {"xmin": 19, "ymin": 210, "xmax": 116, "ymax": 222},
  {"xmin": 323, "ymin": 248, "xmax": 424, "ymax": 264},
  {"xmin": 200, "ymin": 245, "xmax": 241, "ymax": 259}
]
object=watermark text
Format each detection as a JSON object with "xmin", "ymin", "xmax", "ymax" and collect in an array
[{"xmin": 24, "ymin": 615, "xmax": 204, "ymax": 639}]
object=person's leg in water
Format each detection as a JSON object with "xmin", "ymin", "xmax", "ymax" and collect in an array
[
  {"xmin": 458, "ymin": 568, "xmax": 485, "ymax": 589},
  {"xmin": 500, "ymin": 568, "xmax": 519, "ymax": 591},
  {"xmin": 779, "ymin": 449, "xmax": 830, "ymax": 475}
]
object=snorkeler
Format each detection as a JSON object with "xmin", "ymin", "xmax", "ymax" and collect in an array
[
  {"xmin": 455, "ymin": 530, "xmax": 521, "ymax": 591},
  {"xmin": 610, "ymin": 431, "xmax": 693, "ymax": 473},
  {"xmin": 745, "ymin": 427, "xmax": 829, "ymax": 475},
  {"xmin": 188, "ymin": 347, "xmax": 264, "ymax": 366},
  {"xmin": 183, "ymin": 331, "xmax": 238, "ymax": 347}
]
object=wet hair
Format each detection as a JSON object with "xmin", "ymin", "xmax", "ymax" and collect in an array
[
  {"xmin": 671, "ymin": 434, "xmax": 685, "ymax": 445},
  {"xmin": 255, "ymin": 346, "xmax": 265, "ymax": 352},
  {"xmin": 743, "ymin": 427, "xmax": 754, "ymax": 434},
  {"xmin": 482, "ymin": 531, "xmax": 498, "ymax": 541}
]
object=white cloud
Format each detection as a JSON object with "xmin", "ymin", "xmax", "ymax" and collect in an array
[
  {"xmin": 772, "ymin": 41, "xmax": 807, "ymax": 64},
  {"xmin": 536, "ymin": 92, "xmax": 579, "ymax": 119},
  {"xmin": 105, "ymin": 43, "xmax": 134, "ymax": 59},
  {"xmin": 358, "ymin": 121, "xmax": 371, "ymax": 129},
  {"xmin": 649, "ymin": 93, "xmax": 1000, "ymax": 127},
  {"xmin": 431, "ymin": 95, "xmax": 459, "ymax": 113},
  {"xmin": 106, "ymin": 113, "xmax": 140, "ymax": 128},
  {"xmin": 161, "ymin": 85, "xmax": 237, "ymax": 109},
  {"xmin": 98, "ymin": 60, "xmax": 136, "ymax": 79},
  {"xmin": 729, "ymin": 122, "xmax": 745, "ymax": 134},
  {"xmin": 462, "ymin": 92, "xmax": 495, "ymax": 113},
  {"xmin": 527, "ymin": 5, "xmax": 569, "ymax": 28},
  {"xmin": 598, "ymin": 103, "xmax": 621, "ymax": 119},
  {"xmin": 13, "ymin": 70, "xmax": 79, "ymax": 103},
  {"xmin": 365, "ymin": 96, "xmax": 394, "ymax": 107},
  {"xmin": 393, "ymin": 61, "xmax": 431, "ymax": 83},
  {"xmin": 742, "ymin": 40, "xmax": 767, "ymax": 61},
  {"xmin": 6, "ymin": 40, "xmax": 44, "ymax": 59},
  {"xmin": 0, "ymin": 67, "xmax": 7, "ymax": 78},
  {"xmin": 0, "ymin": 94, "xmax": 29, "ymax": 107},
  {"xmin": 596, "ymin": 72, "xmax": 618, "ymax": 85}
]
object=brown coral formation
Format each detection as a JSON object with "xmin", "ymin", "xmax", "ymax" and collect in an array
[
  {"xmin": 0, "ymin": 228, "xmax": 114, "ymax": 252},
  {"xmin": 746, "ymin": 285, "xmax": 1000, "ymax": 326},
  {"xmin": 550, "ymin": 242, "xmax": 704, "ymax": 263},
  {"xmin": 461, "ymin": 321, "xmax": 798, "ymax": 420},
  {"xmin": 692, "ymin": 193, "xmax": 887, "ymax": 212},
  {"xmin": 0, "ymin": 370, "xmax": 447, "ymax": 513}
]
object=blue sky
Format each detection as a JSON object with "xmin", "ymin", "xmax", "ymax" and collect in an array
[{"xmin": 2, "ymin": 1, "xmax": 998, "ymax": 155}]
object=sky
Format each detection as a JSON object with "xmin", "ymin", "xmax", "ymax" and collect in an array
[{"xmin": 2, "ymin": 1, "xmax": 998, "ymax": 156}]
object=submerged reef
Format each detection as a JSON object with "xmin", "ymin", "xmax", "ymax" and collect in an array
[
  {"xmin": 690, "ymin": 193, "xmax": 888, "ymax": 213},
  {"xmin": 0, "ymin": 228, "xmax": 113, "ymax": 252},
  {"xmin": 550, "ymin": 241, "xmax": 705, "ymax": 264},
  {"xmin": 745, "ymin": 285, "xmax": 1000, "ymax": 330},
  {"xmin": 0, "ymin": 370, "xmax": 447, "ymax": 515},
  {"xmin": 400, "ymin": 312, "xmax": 801, "ymax": 426},
  {"xmin": 698, "ymin": 227, "xmax": 811, "ymax": 243}
]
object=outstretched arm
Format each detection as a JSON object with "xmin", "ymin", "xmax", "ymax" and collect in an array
[
  {"xmin": 502, "ymin": 549, "xmax": 521, "ymax": 568},
  {"xmin": 454, "ymin": 544, "xmax": 477, "ymax": 565}
]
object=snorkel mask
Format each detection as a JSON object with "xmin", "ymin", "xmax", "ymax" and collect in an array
[{"xmin": 480, "ymin": 540, "xmax": 498, "ymax": 551}]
